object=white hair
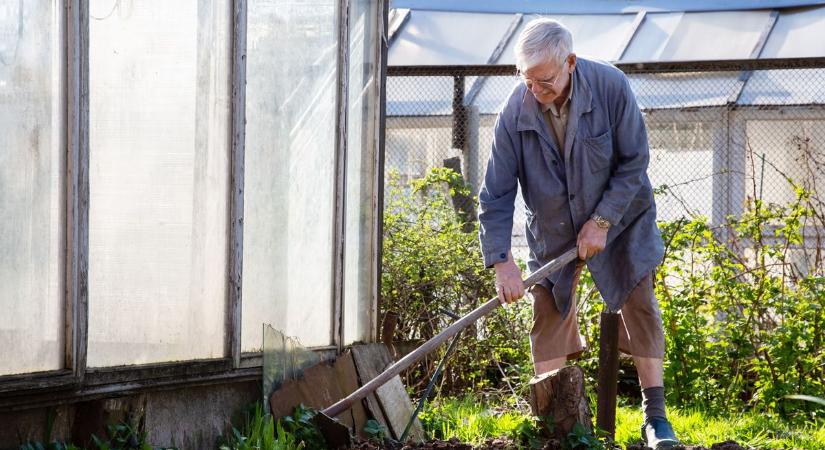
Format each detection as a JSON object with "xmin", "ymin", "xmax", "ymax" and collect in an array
[{"xmin": 514, "ymin": 18, "xmax": 573, "ymax": 72}]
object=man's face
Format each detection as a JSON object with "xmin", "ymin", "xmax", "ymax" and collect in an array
[{"xmin": 520, "ymin": 56, "xmax": 574, "ymax": 105}]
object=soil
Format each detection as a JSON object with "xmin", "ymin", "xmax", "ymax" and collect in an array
[{"xmin": 350, "ymin": 437, "xmax": 751, "ymax": 450}]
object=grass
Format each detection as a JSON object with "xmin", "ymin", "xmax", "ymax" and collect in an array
[
  {"xmin": 418, "ymin": 396, "xmax": 538, "ymax": 446},
  {"xmin": 420, "ymin": 396, "xmax": 825, "ymax": 450},
  {"xmin": 615, "ymin": 406, "xmax": 825, "ymax": 450}
]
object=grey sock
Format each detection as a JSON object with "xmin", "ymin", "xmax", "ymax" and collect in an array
[{"xmin": 642, "ymin": 386, "xmax": 667, "ymax": 422}]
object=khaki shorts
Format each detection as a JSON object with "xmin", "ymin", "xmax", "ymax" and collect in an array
[{"xmin": 529, "ymin": 273, "xmax": 665, "ymax": 363}]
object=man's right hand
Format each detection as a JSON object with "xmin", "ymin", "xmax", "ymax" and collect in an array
[{"xmin": 494, "ymin": 251, "xmax": 524, "ymax": 304}]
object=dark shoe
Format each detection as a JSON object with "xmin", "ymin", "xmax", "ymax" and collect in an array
[{"xmin": 641, "ymin": 417, "xmax": 679, "ymax": 449}]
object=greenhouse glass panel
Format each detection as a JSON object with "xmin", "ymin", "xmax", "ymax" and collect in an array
[
  {"xmin": 628, "ymin": 72, "xmax": 741, "ymax": 110},
  {"xmin": 0, "ymin": 0, "xmax": 65, "ymax": 376},
  {"xmin": 738, "ymin": 69, "xmax": 825, "ymax": 105},
  {"xmin": 760, "ymin": 6, "xmax": 825, "ymax": 58},
  {"xmin": 87, "ymin": 0, "xmax": 231, "ymax": 366},
  {"xmin": 386, "ymin": 76, "xmax": 454, "ymax": 117},
  {"xmin": 498, "ymin": 14, "xmax": 637, "ymax": 64},
  {"xmin": 388, "ymin": 11, "xmax": 514, "ymax": 65},
  {"xmin": 745, "ymin": 119, "xmax": 825, "ymax": 207},
  {"xmin": 623, "ymin": 11, "xmax": 771, "ymax": 61},
  {"xmin": 243, "ymin": 0, "xmax": 338, "ymax": 351},
  {"xmin": 344, "ymin": 0, "xmax": 380, "ymax": 344},
  {"xmin": 646, "ymin": 121, "xmax": 716, "ymax": 221},
  {"xmin": 620, "ymin": 13, "xmax": 683, "ymax": 62}
]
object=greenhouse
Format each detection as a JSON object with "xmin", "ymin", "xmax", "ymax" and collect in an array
[
  {"xmin": 386, "ymin": 0, "xmax": 825, "ymax": 268},
  {"xmin": 1, "ymin": 0, "xmax": 824, "ymax": 448},
  {"xmin": 1, "ymin": 0, "xmax": 384, "ymax": 446}
]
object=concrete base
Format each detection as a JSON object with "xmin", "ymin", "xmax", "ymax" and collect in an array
[{"xmin": 0, "ymin": 380, "xmax": 260, "ymax": 450}]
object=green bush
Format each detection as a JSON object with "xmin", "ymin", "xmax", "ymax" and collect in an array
[
  {"xmin": 654, "ymin": 191, "xmax": 824, "ymax": 421},
  {"xmin": 381, "ymin": 168, "xmax": 825, "ymax": 424},
  {"xmin": 382, "ymin": 168, "xmax": 534, "ymax": 396}
]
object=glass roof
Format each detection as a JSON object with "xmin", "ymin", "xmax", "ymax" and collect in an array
[
  {"xmin": 738, "ymin": 69, "xmax": 825, "ymax": 105},
  {"xmin": 761, "ymin": 6, "xmax": 825, "ymax": 57},
  {"xmin": 386, "ymin": 4, "xmax": 825, "ymax": 115},
  {"xmin": 628, "ymin": 72, "xmax": 742, "ymax": 109},
  {"xmin": 623, "ymin": 11, "xmax": 773, "ymax": 61},
  {"xmin": 498, "ymin": 14, "xmax": 638, "ymax": 63},
  {"xmin": 388, "ymin": 10, "xmax": 515, "ymax": 65}
]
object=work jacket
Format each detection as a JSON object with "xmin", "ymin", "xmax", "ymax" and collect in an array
[{"xmin": 478, "ymin": 57, "xmax": 664, "ymax": 317}]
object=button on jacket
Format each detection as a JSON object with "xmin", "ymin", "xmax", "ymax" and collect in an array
[{"xmin": 478, "ymin": 57, "xmax": 664, "ymax": 317}]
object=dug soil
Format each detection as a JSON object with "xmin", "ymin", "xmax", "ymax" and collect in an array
[{"xmin": 350, "ymin": 437, "xmax": 751, "ymax": 450}]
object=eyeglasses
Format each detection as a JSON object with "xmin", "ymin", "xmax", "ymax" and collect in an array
[{"xmin": 518, "ymin": 61, "xmax": 568, "ymax": 91}]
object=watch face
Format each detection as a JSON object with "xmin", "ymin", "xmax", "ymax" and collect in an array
[{"xmin": 592, "ymin": 215, "xmax": 610, "ymax": 228}]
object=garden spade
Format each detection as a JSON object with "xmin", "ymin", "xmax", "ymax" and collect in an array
[{"xmin": 314, "ymin": 248, "xmax": 580, "ymax": 446}]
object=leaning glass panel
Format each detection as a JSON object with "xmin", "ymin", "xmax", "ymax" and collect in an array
[
  {"xmin": 87, "ymin": 0, "xmax": 231, "ymax": 366},
  {"xmin": 0, "ymin": 0, "xmax": 65, "ymax": 376},
  {"xmin": 242, "ymin": 0, "xmax": 338, "ymax": 350}
]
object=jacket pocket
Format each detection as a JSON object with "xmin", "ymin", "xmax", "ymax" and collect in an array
[{"xmin": 582, "ymin": 129, "xmax": 612, "ymax": 173}]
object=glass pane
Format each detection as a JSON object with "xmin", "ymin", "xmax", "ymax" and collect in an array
[
  {"xmin": 761, "ymin": 7, "xmax": 825, "ymax": 58},
  {"xmin": 87, "ymin": 0, "xmax": 231, "ymax": 366},
  {"xmin": 746, "ymin": 119, "xmax": 825, "ymax": 207},
  {"xmin": 343, "ymin": 0, "xmax": 380, "ymax": 344},
  {"xmin": 389, "ymin": 11, "xmax": 514, "ymax": 65},
  {"xmin": 498, "ymin": 14, "xmax": 637, "ymax": 64},
  {"xmin": 623, "ymin": 11, "xmax": 770, "ymax": 61},
  {"xmin": 242, "ymin": 0, "xmax": 338, "ymax": 351},
  {"xmin": 0, "ymin": 0, "xmax": 65, "ymax": 376},
  {"xmin": 646, "ymin": 122, "xmax": 716, "ymax": 221}
]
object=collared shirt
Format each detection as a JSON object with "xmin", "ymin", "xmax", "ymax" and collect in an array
[{"xmin": 541, "ymin": 76, "xmax": 574, "ymax": 155}]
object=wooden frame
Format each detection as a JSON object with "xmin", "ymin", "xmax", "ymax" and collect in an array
[
  {"xmin": 227, "ymin": 0, "xmax": 248, "ymax": 370},
  {"xmin": 67, "ymin": 0, "xmax": 90, "ymax": 384},
  {"xmin": 332, "ymin": 0, "xmax": 351, "ymax": 351},
  {"xmin": 373, "ymin": 0, "xmax": 390, "ymax": 342}
]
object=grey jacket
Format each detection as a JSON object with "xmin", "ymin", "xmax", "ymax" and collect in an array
[{"xmin": 478, "ymin": 57, "xmax": 664, "ymax": 316}]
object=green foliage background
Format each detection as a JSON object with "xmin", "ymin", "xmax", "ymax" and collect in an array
[{"xmin": 381, "ymin": 168, "xmax": 825, "ymax": 425}]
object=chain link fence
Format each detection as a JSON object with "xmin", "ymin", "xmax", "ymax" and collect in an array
[{"xmin": 385, "ymin": 60, "xmax": 825, "ymax": 267}]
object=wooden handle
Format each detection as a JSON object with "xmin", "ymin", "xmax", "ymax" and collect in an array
[{"xmin": 323, "ymin": 248, "xmax": 579, "ymax": 417}]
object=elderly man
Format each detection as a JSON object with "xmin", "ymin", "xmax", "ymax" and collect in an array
[{"xmin": 478, "ymin": 19, "xmax": 679, "ymax": 448}]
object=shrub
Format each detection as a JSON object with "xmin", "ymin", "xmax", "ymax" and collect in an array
[
  {"xmin": 381, "ymin": 168, "xmax": 825, "ymax": 424},
  {"xmin": 381, "ymin": 168, "xmax": 533, "ymax": 396}
]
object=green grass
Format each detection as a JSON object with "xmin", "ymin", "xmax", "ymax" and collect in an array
[
  {"xmin": 615, "ymin": 406, "xmax": 825, "ymax": 450},
  {"xmin": 420, "ymin": 396, "xmax": 825, "ymax": 450},
  {"xmin": 218, "ymin": 404, "xmax": 308, "ymax": 450},
  {"xmin": 419, "ymin": 396, "xmax": 538, "ymax": 446}
]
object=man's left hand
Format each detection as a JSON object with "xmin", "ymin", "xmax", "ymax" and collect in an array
[{"xmin": 577, "ymin": 219, "xmax": 608, "ymax": 260}]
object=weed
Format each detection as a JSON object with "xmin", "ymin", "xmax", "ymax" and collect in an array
[{"xmin": 363, "ymin": 419, "xmax": 388, "ymax": 442}]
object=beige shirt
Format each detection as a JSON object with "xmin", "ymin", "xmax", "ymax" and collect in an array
[{"xmin": 541, "ymin": 75, "xmax": 574, "ymax": 156}]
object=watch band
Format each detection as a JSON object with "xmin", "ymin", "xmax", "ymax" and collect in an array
[{"xmin": 591, "ymin": 214, "xmax": 611, "ymax": 229}]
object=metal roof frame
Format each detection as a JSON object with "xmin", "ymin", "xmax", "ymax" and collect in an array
[
  {"xmin": 387, "ymin": 57, "xmax": 825, "ymax": 76},
  {"xmin": 390, "ymin": 0, "xmax": 825, "ymax": 14}
]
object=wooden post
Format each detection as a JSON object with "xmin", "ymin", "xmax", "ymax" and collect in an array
[
  {"xmin": 529, "ymin": 366, "xmax": 592, "ymax": 440},
  {"xmin": 596, "ymin": 311, "xmax": 621, "ymax": 439}
]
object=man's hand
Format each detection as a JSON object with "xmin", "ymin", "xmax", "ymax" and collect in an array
[
  {"xmin": 577, "ymin": 219, "xmax": 609, "ymax": 260},
  {"xmin": 493, "ymin": 251, "xmax": 524, "ymax": 305}
]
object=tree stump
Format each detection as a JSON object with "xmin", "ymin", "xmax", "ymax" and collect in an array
[{"xmin": 529, "ymin": 365, "xmax": 593, "ymax": 440}]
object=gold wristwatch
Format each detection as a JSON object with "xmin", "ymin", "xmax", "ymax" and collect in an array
[{"xmin": 590, "ymin": 214, "xmax": 611, "ymax": 229}]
